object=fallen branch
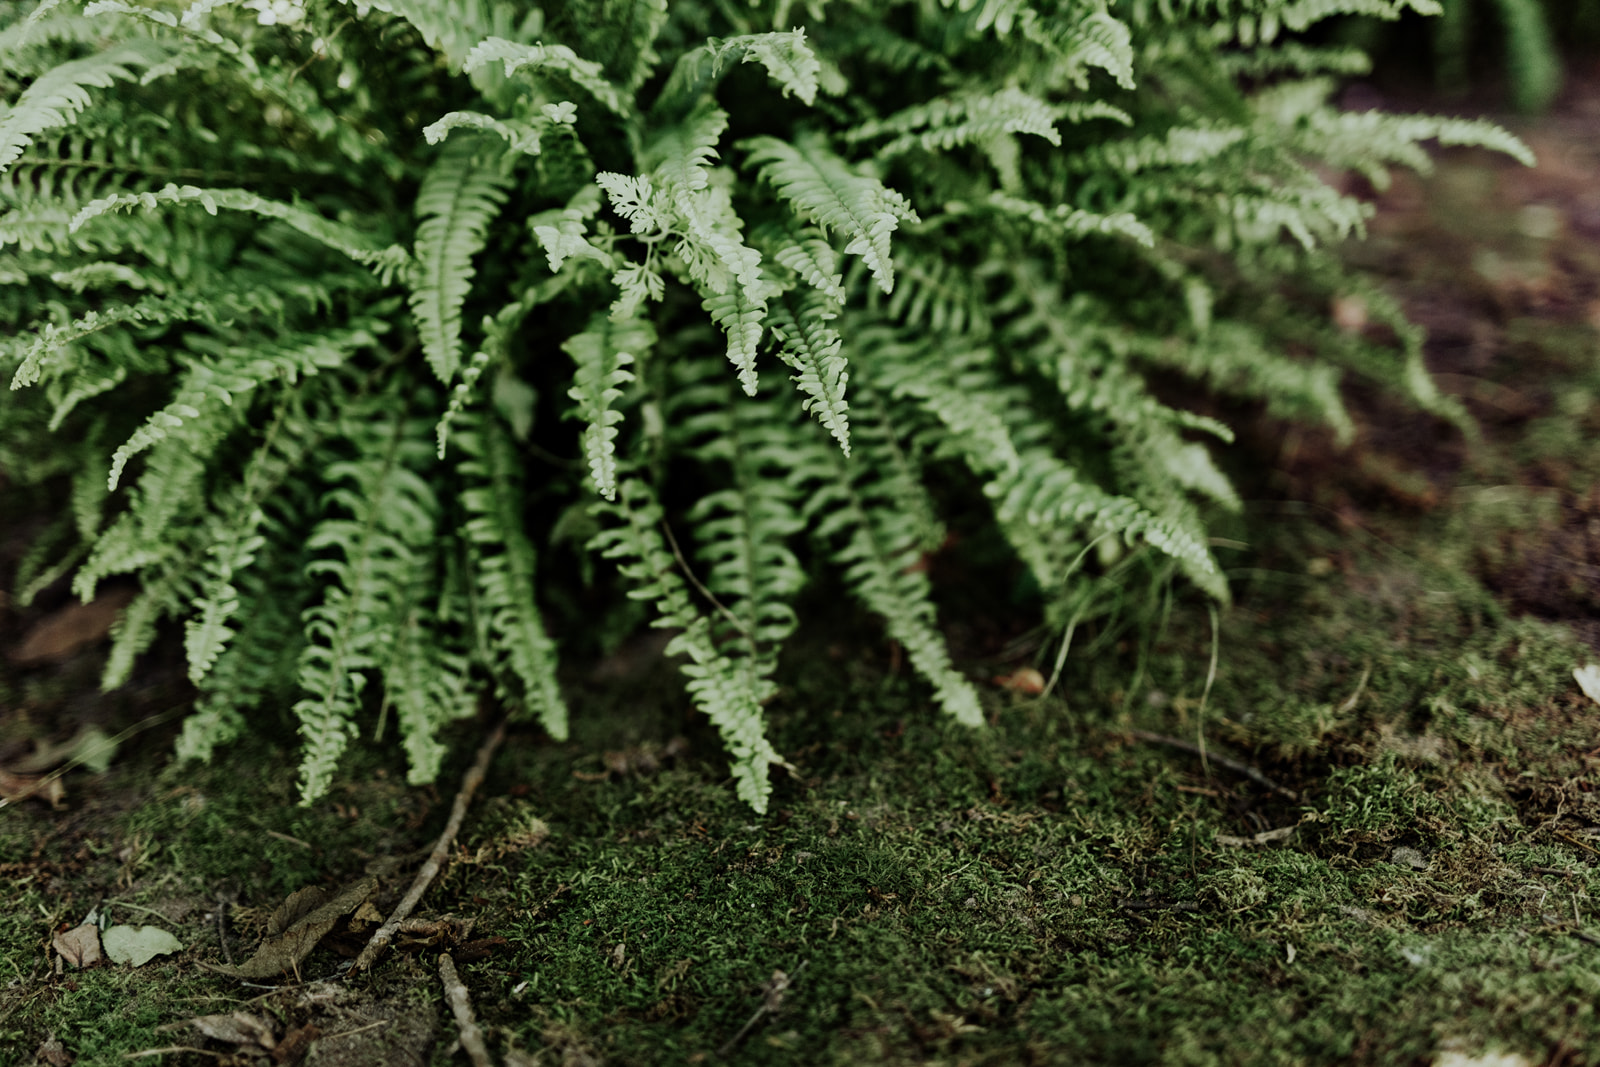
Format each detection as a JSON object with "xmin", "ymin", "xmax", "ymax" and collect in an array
[
  {"xmin": 1124, "ymin": 729, "xmax": 1299, "ymax": 801},
  {"xmin": 352, "ymin": 717, "xmax": 508, "ymax": 975},
  {"xmin": 439, "ymin": 952, "xmax": 494, "ymax": 1067}
]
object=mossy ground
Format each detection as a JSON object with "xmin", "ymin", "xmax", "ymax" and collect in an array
[{"xmin": 6, "ymin": 71, "xmax": 1600, "ymax": 1067}]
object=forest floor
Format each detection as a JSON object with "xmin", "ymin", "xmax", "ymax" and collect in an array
[{"xmin": 5, "ymin": 61, "xmax": 1600, "ymax": 1067}]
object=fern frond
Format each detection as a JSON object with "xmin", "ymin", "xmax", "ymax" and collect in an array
[
  {"xmin": 462, "ymin": 36, "xmax": 629, "ymax": 117},
  {"xmin": 529, "ymin": 184, "xmax": 609, "ymax": 273},
  {"xmin": 423, "ymin": 110, "xmax": 544, "ymax": 156},
  {"xmin": 590, "ymin": 478, "xmax": 783, "ymax": 812},
  {"xmin": 1019, "ymin": 8, "xmax": 1136, "ymax": 90},
  {"xmin": 409, "ymin": 136, "xmax": 513, "ymax": 384},
  {"xmin": 643, "ymin": 102, "xmax": 728, "ymax": 210},
  {"xmin": 69, "ymin": 183, "xmax": 412, "ymax": 280},
  {"xmin": 563, "ymin": 312, "xmax": 653, "ymax": 499},
  {"xmin": 0, "ymin": 39, "xmax": 173, "ymax": 172},
  {"xmin": 293, "ymin": 404, "xmax": 440, "ymax": 803},
  {"xmin": 743, "ymin": 133, "xmax": 919, "ymax": 294},
  {"xmin": 700, "ymin": 283, "xmax": 766, "ymax": 395},
  {"xmin": 653, "ymin": 29, "xmax": 820, "ymax": 117},
  {"xmin": 767, "ymin": 287, "xmax": 850, "ymax": 454},
  {"xmin": 847, "ymin": 87, "xmax": 1062, "ymax": 158},
  {"xmin": 458, "ymin": 414, "xmax": 568, "ymax": 737},
  {"xmin": 796, "ymin": 392, "xmax": 983, "ymax": 727},
  {"xmin": 763, "ymin": 224, "xmax": 844, "ymax": 304}
]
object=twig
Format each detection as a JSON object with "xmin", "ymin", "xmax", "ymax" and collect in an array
[
  {"xmin": 439, "ymin": 953, "xmax": 494, "ymax": 1067},
  {"xmin": 1124, "ymin": 729, "xmax": 1299, "ymax": 801},
  {"xmin": 1541, "ymin": 914, "xmax": 1600, "ymax": 947},
  {"xmin": 1555, "ymin": 830, "xmax": 1600, "ymax": 858},
  {"xmin": 351, "ymin": 717, "xmax": 508, "ymax": 974},
  {"xmin": 1117, "ymin": 899, "xmax": 1201, "ymax": 912},
  {"xmin": 266, "ymin": 830, "xmax": 313, "ymax": 850},
  {"xmin": 123, "ymin": 1049, "xmax": 225, "ymax": 1060},
  {"xmin": 718, "ymin": 960, "xmax": 807, "ymax": 1058},
  {"xmin": 1196, "ymin": 605, "xmax": 1220, "ymax": 779},
  {"xmin": 1531, "ymin": 866, "xmax": 1583, "ymax": 877}
]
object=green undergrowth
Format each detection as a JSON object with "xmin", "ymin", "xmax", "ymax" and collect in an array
[{"xmin": 6, "ymin": 523, "xmax": 1600, "ymax": 1065}]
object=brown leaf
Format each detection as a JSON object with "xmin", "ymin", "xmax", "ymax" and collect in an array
[
  {"xmin": 452, "ymin": 937, "xmax": 507, "ymax": 965},
  {"xmin": 34, "ymin": 1035, "xmax": 73, "ymax": 1066},
  {"xmin": 190, "ymin": 1011, "xmax": 278, "ymax": 1050},
  {"xmin": 992, "ymin": 667, "xmax": 1045, "ymax": 695},
  {"xmin": 267, "ymin": 885, "xmax": 330, "ymax": 938},
  {"xmin": 7, "ymin": 587, "xmax": 136, "ymax": 666},
  {"xmin": 52, "ymin": 923, "xmax": 102, "ymax": 969},
  {"xmin": 202, "ymin": 876, "xmax": 376, "ymax": 979},
  {"xmin": 270, "ymin": 1023, "xmax": 319, "ymax": 1064},
  {"xmin": 0, "ymin": 769, "xmax": 65, "ymax": 808}
]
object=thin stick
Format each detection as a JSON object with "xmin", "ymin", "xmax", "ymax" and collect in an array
[
  {"xmin": 1125, "ymin": 729, "xmax": 1298, "ymax": 801},
  {"xmin": 1196, "ymin": 605, "xmax": 1220, "ymax": 780},
  {"xmin": 351, "ymin": 717, "xmax": 508, "ymax": 974},
  {"xmin": 718, "ymin": 960, "xmax": 807, "ymax": 1058},
  {"xmin": 1555, "ymin": 830, "xmax": 1600, "ymax": 858},
  {"xmin": 439, "ymin": 953, "xmax": 494, "ymax": 1067}
]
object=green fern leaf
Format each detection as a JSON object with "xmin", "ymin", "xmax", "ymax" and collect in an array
[
  {"xmin": 743, "ymin": 134, "xmax": 919, "ymax": 294},
  {"xmin": 462, "ymin": 36, "xmax": 629, "ymax": 117},
  {"xmin": 0, "ymin": 39, "xmax": 172, "ymax": 173},
  {"xmin": 409, "ymin": 136, "xmax": 514, "ymax": 385},
  {"xmin": 767, "ymin": 288, "xmax": 850, "ymax": 454},
  {"xmin": 564, "ymin": 313, "xmax": 654, "ymax": 499},
  {"xmin": 459, "ymin": 416, "xmax": 568, "ymax": 738}
]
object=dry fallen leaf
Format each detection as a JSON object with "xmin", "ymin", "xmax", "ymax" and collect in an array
[
  {"xmin": 992, "ymin": 668, "xmax": 1045, "ymax": 695},
  {"xmin": 33, "ymin": 1035, "xmax": 72, "ymax": 1067},
  {"xmin": 7, "ymin": 587, "xmax": 137, "ymax": 666},
  {"xmin": 188, "ymin": 1011, "xmax": 278, "ymax": 1051},
  {"xmin": 203, "ymin": 876, "xmax": 376, "ymax": 979},
  {"xmin": 0, "ymin": 768, "xmax": 66, "ymax": 808},
  {"xmin": 51, "ymin": 923, "xmax": 102, "ymax": 969}
]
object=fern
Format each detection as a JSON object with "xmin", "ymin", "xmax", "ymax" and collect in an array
[
  {"xmin": 0, "ymin": 39, "xmax": 173, "ymax": 171},
  {"xmin": 457, "ymin": 413, "xmax": 568, "ymax": 739},
  {"xmin": 407, "ymin": 138, "xmax": 513, "ymax": 385},
  {"xmin": 590, "ymin": 477, "xmax": 784, "ymax": 812},
  {"xmin": 743, "ymin": 133, "xmax": 919, "ymax": 294},
  {"xmin": 563, "ymin": 312, "xmax": 653, "ymax": 500},
  {"xmin": 0, "ymin": 0, "xmax": 1536, "ymax": 812}
]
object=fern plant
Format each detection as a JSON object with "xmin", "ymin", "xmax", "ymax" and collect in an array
[{"xmin": 0, "ymin": 0, "xmax": 1531, "ymax": 812}]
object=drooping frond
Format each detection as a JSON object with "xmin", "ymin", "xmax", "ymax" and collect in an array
[
  {"xmin": 457, "ymin": 413, "xmax": 568, "ymax": 738},
  {"xmin": 409, "ymin": 136, "xmax": 514, "ymax": 385},
  {"xmin": 652, "ymin": 29, "xmax": 820, "ymax": 117},
  {"xmin": 68, "ymin": 183, "xmax": 412, "ymax": 280},
  {"xmin": 590, "ymin": 478, "xmax": 784, "ymax": 813},
  {"xmin": 462, "ymin": 36, "xmax": 630, "ymax": 117},
  {"xmin": 766, "ymin": 286, "xmax": 850, "ymax": 454},
  {"xmin": 795, "ymin": 385, "xmax": 983, "ymax": 727},
  {"xmin": 563, "ymin": 312, "xmax": 654, "ymax": 499},
  {"xmin": 846, "ymin": 87, "xmax": 1062, "ymax": 158},
  {"xmin": 0, "ymin": 39, "xmax": 173, "ymax": 172},
  {"xmin": 743, "ymin": 133, "xmax": 919, "ymax": 294},
  {"xmin": 423, "ymin": 110, "xmax": 545, "ymax": 156},
  {"xmin": 293, "ymin": 401, "xmax": 441, "ymax": 803}
]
